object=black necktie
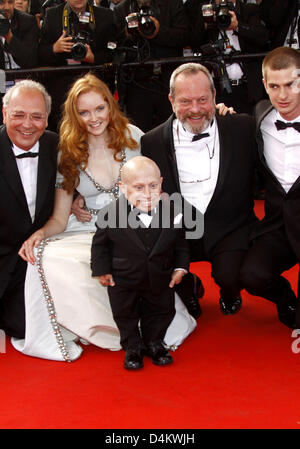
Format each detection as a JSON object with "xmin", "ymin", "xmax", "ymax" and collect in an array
[
  {"xmin": 192, "ymin": 133, "xmax": 210, "ymax": 142},
  {"xmin": 275, "ymin": 120, "xmax": 300, "ymax": 133},
  {"xmin": 15, "ymin": 151, "xmax": 39, "ymax": 159}
]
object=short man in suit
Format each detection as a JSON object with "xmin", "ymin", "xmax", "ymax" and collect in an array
[
  {"xmin": 0, "ymin": 80, "xmax": 58, "ymax": 338},
  {"xmin": 241, "ymin": 46, "xmax": 300, "ymax": 328},
  {"xmin": 91, "ymin": 156, "xmax": 190, "ymax": 370},
  {"xmin": 141, "ymin": 62, "xmax": 257, "ymax": 316}
]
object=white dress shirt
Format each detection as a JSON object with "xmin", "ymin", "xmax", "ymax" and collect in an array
[
  {"xmin": 12, "ymin": 142, "xmax": 39, "ymax": 221},
  {"xmin": 173, "ymin": 118, "xmax": 220, "ymax": 214},
  {"xmin": 261, "ymin": 109, "xmax": 300, "ymax": 193},
  {"xmin": 220, "ymin": 29, "xmax": 244, "ymax": 81}
]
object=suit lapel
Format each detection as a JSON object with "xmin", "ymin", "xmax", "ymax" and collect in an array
[
  {"xmin": 164, "ymin": 114, "xmax": 181, "ymax": 192},
  {"xmin": 117, "ymin": 196, "xmax": 145, "ymax": 251},
  {"xmin": 205, "ymin": 116, "xmax": 229, "ymax": 213},
  {"xmin": 255, "ymin": 101, "xmax": 288, "ymax": 195},
  {"xmin": 0, "ymin": 128, "xmax": 32, "ymax": 220}
]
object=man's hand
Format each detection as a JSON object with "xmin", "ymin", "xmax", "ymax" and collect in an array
[
  {"xmin": 82, "ymin": 44, "xmax": 95, "ymax": 63},
  {"xmin": 98, "ymin": 274, "xmax": 115, "ymax": 287},
  {"xmin": 53, "ymin": 31, "xmax": 73, "ymax": 54},
  {"xmin": 169, "ymin": 269, "xmax": 186, "ymax": 288},
  {"xmin": 227, "ymin": 11, "xmax": 239, "ymax": 31},
  {"xmin": 71, "ymin": 195, "xmax": 92, "ymax": 223}
]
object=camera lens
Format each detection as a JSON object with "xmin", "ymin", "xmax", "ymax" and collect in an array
[
  {"xmin": 71, "ymin": 42, "xmax": 87, "ymax": 61},
  {"xmin": 216, "ymin": 7, "xmax": 231, "ymax": 29},
  {"xmin": 139, "ymin": 15, "xmax": 156, "ymax": 37}
]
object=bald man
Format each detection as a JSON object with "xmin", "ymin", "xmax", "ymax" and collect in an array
[{"xmin": 91, "ymin": 156, "xmax": 190, "ymax": 370}]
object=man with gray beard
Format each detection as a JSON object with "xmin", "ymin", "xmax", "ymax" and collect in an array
[{"xmin": 141, "ymin": 62, "xmax": 258, "ymax": 316}]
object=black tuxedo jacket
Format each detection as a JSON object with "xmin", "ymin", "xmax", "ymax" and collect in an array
[
  {"xmin": 141, "ymin": 113, "xmax": 257, "ymax": 258},
  {"xmin": 38, "ymin": 3, "xmax": 116, "ymax": 66},
  {"xmin": 0, "ymin": 126, "xmax": 58, "ymax": 297},
  {"xmin": 0, "ymin": 9, "xmax": 39, "ymax": 69},
  {"xmin": 260, "ymin": 0, "xmax": 299, "ymax": 49},
  {"xmin": 91, "ymin": 195, "xmax": 190, "ymax": 295},
  {"xmin": 252, "ymin": 100, "xmax": 300, "ymax": 260}
]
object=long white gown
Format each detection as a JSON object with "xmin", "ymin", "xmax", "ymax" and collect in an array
[{"xmin": 11, "ymin": 125, "xmax": 196, "ymax": 362}]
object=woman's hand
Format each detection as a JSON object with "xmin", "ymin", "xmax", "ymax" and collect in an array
[
  {"xmin": 71, "ymin": 195, "xmax": 92, "ymax": 223},
  {"xmin": 18, "ymin": 230, "xmax": 45, "ymax": 264},
  {"xmin": 216, "ymin": 103, "xmax": 236, "ymax": 116},
  {"xmin": 169, "ymin": 269, "xmax": 186, "ymax": 288}
]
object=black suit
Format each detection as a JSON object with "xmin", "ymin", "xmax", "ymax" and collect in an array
[
  {"xmin": 141, "ymin": 113, "xmax": 257, "ymax": 301},
  {"xmin": 0, "ymin": 9, "xmax": 39, "ymax": 69},
  {"xmin": 260, "ymin": 0, "xmax": 299, "ymax": 49},
  {"xmin": 240, "ymin": 100, "xmax": 300, "ymax": 325},
  {"xmin": 91, "ymin": 195, "xmax": 190, "ymax": 349},
  {"xmin": 0, "ymin": 126, "xmax": 58, "ymax": 338},
  {"xmin": 38, "ymin": 3, "xmax": 117, "ymax": 131}
]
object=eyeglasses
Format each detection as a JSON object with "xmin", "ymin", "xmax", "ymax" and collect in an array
[{"xmin": 7, "ymin": 111, "xmax": 47, "ymax": 123}]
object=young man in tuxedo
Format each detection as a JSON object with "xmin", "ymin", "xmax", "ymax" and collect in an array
[
  {"xmin": 141, "ymin": 62, "xmax": 258, "ymax": 317},
  {"xmin": 241, "ymin": 46, "xmax": 300, "ymax": 329},
  {"xmin": 0, "ymin": 80, "xmax": 58, "ymax": 338},
  {"xmin": 91, "ymin": 156, "xmax": 190, "ymax": 370}
]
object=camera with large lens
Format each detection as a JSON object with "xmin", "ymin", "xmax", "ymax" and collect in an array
[
  {"xmin": 0, "ymin": 10, "xmax": 10, "ymax": 36},
  {"xmin": 125, "ymin": 0, "xmax": 158, "ymax": 39},
  {"xmin": 69, "ymin": 11, "xmax": 93, "ymax": 61},
  {"xmin": 202, "ymin": 1, "xmax": 234, "ymax": 30}
]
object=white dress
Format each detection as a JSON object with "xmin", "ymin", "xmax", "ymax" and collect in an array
[{"xmin": 12, "ymin": 125, "xmax": 196, "ymax": 362}]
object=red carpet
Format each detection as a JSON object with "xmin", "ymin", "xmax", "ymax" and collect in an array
[{"xmin": 1, "ymin": 201, "xmax": 300, "ymax": 430}]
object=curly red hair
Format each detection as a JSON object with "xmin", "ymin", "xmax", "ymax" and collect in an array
[{"xmin": 58, "ymin": 73, "xmax": 139, "ymax": 193}]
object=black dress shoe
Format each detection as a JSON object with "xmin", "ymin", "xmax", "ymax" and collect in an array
[
  {"xmin": 146, "ymin": 342, "xmax": 173, "ymax": 366},
  {"xmin": 124, "ymin": 349, "xmax": 144, "ymax": 370},
  {"xmin": 219, "ymin": 297, "xmax": 242, "ymax": 315},
  {"xmin": 278, "ymin": 304, "xmax": 297, "ymax": 329},
  {"xmin": 182, "ymin": 275, "xmax": 204, "ymax": 319}
]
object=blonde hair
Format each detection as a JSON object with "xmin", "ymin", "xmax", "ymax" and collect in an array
[{"xmin": 58, "ymin": 73, "xmax": 139, "ymax": 193}]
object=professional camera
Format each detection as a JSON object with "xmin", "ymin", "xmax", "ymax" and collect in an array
[
  {"xmin": 126, "ymin": 0, "xmax": 158, "ymax": 39},
  {"xmin": 69, "ymin": 11, "xmax": 93, "ymax": 61},
  {"xmin": 0, "ymin": 10, "xmax": 10, "ymax": 37},
  {"xmin": 202, "ymin": 1, "xmax": 234, "ymax": 30}
]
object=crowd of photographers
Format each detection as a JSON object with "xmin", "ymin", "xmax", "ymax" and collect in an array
[{"xmin": 0, "ymin": 0, "xmax": 299, "ymax": 130}]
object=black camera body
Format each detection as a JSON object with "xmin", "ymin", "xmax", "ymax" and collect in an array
[
  {"xmin": 202, "ymin": 1, "xmax": 234, "ymax": 30},
  {"xmin": 0, "ymin": 10, "xmax": 10, "ymax": 37},
  {"xmin": 126, "ymin": 1, "xmax": 158, "ymax": 39},
  {"xmin": 68, "ymin": 11, "xmax": 93, "ymax": 61}
]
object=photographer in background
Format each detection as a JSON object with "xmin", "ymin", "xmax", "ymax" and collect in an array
[
  {"xmin": 0, "ymin": 0, "xmax": 39, "ymax": 70},
  {"xmin": 38, "ymin": 0, "xmax": 117, "ymax": 130},
  {"xmin": 185, "ymin": 0, "xmax": 269, "ymax": 114},
  {"xmin": 260, "ymin": 0, "xmax": 299, "ymax": 49},
  {"xmin": 114, "ymin": 0, "xmax": 188, "ymax": 132}
]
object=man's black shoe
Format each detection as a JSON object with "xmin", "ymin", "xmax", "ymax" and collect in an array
[
  {"xmin": 146, "ymin": 341, "xmax": 173, "ymax": 366},
  {"xmin": 278, "ymin": 304, "xmax": 297, "ymax": 329},
  {"xmin": 124, "ymin": 348, "xmax": 144, "ymax": 370},
  {"xmin": 182, "ymin": 274, "xmax": 204, "ymax": 319},
  {"xmin": 219, "ymin": 297, "xmax": 242, "ymax": 315}
]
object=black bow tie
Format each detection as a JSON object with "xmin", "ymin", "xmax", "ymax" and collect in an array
[
  {"xmin": 275, "ymin": 120, "xmax": 300, "ymax": 133},
  {"xmin": 192, "ymin": 132, "xmax": 210, "ymax": 142},
  {"xmin": 15, "ymin": 152, "xmax": 39, "ymax": 159},
  {"xmin": 132, "ymin": 207, "xmax": 153, "ymax": 216}
]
